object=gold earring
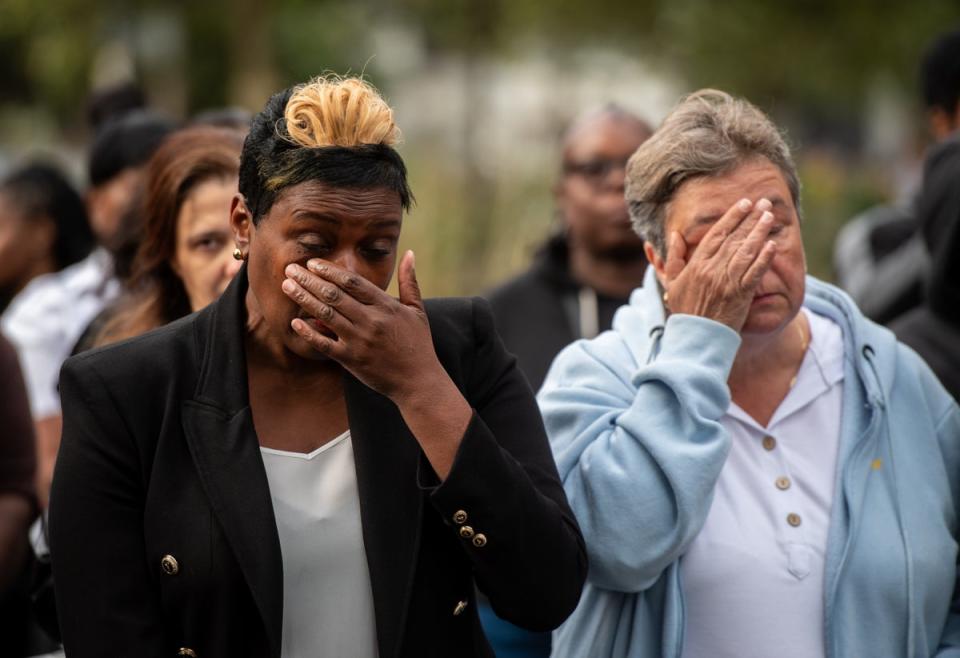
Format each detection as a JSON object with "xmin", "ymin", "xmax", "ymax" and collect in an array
[{"xmin": 233, "ymin": 247, "xmax": 244, "ymax": 261}]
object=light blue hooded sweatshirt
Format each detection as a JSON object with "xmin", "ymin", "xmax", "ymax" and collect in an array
[{"xmin": 539, "ymin": 268, "xmax": 960, "ymax": 658}]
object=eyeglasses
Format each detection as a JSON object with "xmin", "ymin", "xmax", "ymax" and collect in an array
[{"xmin": 562, "ymin": 157, "xmax": 630, "ymax": 184}]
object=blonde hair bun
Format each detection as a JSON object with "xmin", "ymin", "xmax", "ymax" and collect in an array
[{"xmin": 283, "ymin": 75, "xmax": 400, "ymax": 148}]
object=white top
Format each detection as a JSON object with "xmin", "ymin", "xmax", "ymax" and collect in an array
[
  {"xmin": 260, "ymin": 431, "xmax": 379, "ymax": 658},
  {"xmin": 1, "ymin": 248, "xmax": 119, "ymax": 419},
  {"xmin": 680, "ymin": 309, "xmax": 845, "ymax": 658}
]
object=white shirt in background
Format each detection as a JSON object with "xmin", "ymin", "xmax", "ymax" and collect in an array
[
  {"xmin": 260, "ymin": 431, "xmax": 379, "ymax": 658},
  {"xmin": 1, "ymin": 248, "xmax": 118, "ymax": 419},
  {"xmin": 680, "ymin": 309, "xmax": 845, "ymax": 658}
]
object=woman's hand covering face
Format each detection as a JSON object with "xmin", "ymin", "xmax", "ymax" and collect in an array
[
  {"xmin": 661, "ymin": 197, "xmax": 778, "ymax": 332},
  {"xmin": 281, "ymin": 250, "xmax": 438, "ymax": 402}
]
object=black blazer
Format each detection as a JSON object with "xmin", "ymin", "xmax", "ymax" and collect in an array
[{"xmin": 49, "ymin": 269, "xmax": 586, "ymax": 658}]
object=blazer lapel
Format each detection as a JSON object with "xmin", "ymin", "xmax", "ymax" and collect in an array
[
  {"xmin": 345, "ymin": 374, "xmax": 425, "ymax": 658},
  {"xmin": 181, "ymin": 268, "xmax": 284, "ymax": 658}
]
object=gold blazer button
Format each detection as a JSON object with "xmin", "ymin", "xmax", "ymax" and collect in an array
[
  {"xmin": 459, "ymin": 525, "xmax": 475, "ymax": 539},
  {"xmin": 472, "ymin": 534, "xmax": 487, "ymax": 548},
  {"xmin": 453, "ymin": 510, "xmax": 468, "ymax": 524},
  {"xmin": 161, "ymin": 555, "xmax": 180, "ymax": 576},
  {"xmin": 453, "ymin": 600, "xmax": 468, "ymax": 616},
  {"xmin": 177, "ymin": 648, "xmax": 197, "ymax": 657}
]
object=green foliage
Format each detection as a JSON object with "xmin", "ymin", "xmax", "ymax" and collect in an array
[{"xmin": 2, "ymin": 0, "xmax": 957, "ymax": 292}]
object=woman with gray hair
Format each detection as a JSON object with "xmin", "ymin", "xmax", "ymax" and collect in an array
[{"xmin": 539, "ymin": 89, "xmax": 960, "ymax": 657}]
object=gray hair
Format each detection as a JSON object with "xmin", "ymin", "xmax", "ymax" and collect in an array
[{"xmin": 625, "ymin": 89, "xmax": 800, "ymax": 257}]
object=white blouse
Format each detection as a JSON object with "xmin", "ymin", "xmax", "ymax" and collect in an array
[
  {"xmin": 680, "ymin": 309, "xmax": 846, "ymax": 658},
  {"xmin": 260, "ymin": 431, "xmax": 379, "ymax": 658}
]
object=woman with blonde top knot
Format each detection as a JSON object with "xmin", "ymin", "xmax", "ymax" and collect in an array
[{"xmin": 48, "ymin": 76, "xmax": 586, "ymax": 658}]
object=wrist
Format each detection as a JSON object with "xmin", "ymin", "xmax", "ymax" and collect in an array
[
  {"xmin": 392, "ymin": 362, "xmax": 461, "ymax": 411},
  {"xmin": 393, "ymin": 365, "xmax": 473, "ymax": 481}
]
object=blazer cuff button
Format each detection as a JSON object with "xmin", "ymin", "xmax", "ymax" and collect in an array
[{"xmin": 161, "ymin": 555, "xmax": 180, "ymax": 576}]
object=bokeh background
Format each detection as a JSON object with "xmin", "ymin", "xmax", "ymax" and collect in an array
[{"xmin": 2, "ymin": 0, "xmax": 958, "ymax": 296}]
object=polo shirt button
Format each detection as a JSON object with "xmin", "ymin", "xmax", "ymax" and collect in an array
[
  {"xmin": 776, "ymin": 476, "xmax": 791, "ymax": 490},
  {"xmin": 762, "ymin": 436, "xmax": 777, "ymax": 451},
  {"xmin": 452, "ymin": 510, "xmax": 468, "ymax": 525},
  {"xmin": 459, "ymin": 525, "xmax": 475, "ymax": 539},
  {"xmin": 787, "ymin": 513, "xmax": 802, "ymax": 527}
]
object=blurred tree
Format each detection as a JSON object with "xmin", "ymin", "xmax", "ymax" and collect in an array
[
  {"xmin": 2, "ymin": 0, "xmax": 958, "ymax": 289},
  {"xmin": 4, "ymin": 0, "xmax": 958, "ymax": 134}
]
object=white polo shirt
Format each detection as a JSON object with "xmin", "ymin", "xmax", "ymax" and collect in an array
[{"xmin": 680, "ymin": 308, "xmax": 845, "ymax": 658}]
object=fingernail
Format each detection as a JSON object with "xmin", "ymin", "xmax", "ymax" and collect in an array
[
  {"xmin": 285, "ymin": 264, "xmax": 299, "ymax": 278},
  {"xmin": 738, "ymin": 198, "xmax": 752, "ymax": 211},
  {"xmin": 756, "ymin": 198, "xmax": 772, "ymax": 211},
  {"xmin": 282, "ymin": 279, "xmax": 296, "ymax": 293},
  {"xmin": 761, "ymin": 211, "xmax": 774, "ymax": 223},
  {"xmin": 307, "ymin": 259, "xmax": 322, "ymax": 271}
]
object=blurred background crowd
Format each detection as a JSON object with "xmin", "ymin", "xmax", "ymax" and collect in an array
[{"xmin": 1, "ymin": 1, "xmax": 959, "ymax": 656}]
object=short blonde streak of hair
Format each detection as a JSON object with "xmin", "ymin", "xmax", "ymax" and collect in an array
[{"xmin": 283, "ymin": 75, "xmax": 401, "ymax": 148}]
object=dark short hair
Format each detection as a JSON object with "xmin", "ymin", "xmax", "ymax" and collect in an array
[
  {"xmin": 88, "ymin": 110, "xmax": 177, "ymax": 188},
  {"xmin": 0, "ymin": 163, "xmax": 95, "ymax": 269},
  {"xmin": 238, "ymin": 85, "xmax": 413, "ymax": 224},
  {"xmin": 921, "ymin": 27, "xmax": 960, "ymax": 115}
]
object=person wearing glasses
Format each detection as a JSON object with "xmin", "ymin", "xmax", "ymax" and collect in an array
[
  {"xmin": 483, "ymin": 106, "xmax": 651, "ymax": 657},
  {"xmin": 487, "ymin": 106, "xmax": 652, "ymax": 393}
]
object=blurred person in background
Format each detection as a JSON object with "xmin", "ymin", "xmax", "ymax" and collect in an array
[
  {"xmin": 540, "ymin": 89, "xmax": 960, "ymax": 658},
  {"xmin": 834, "ymin": 26, "xmax": 960, "ymax": 324},
  {"xmin": 49, "ymin": 75, "xmax": 585, "ymax": 657},
  {"xmin": 482, "ymin": 105, "xmax": 650, "ymax": 658},
  {"xmin": 891, "ymin": 133, "xmax": 960, "ymax": 401},
  {"xmin": 487, "ymin": 106, "xmax": 652, "ymax": 392},
  {"xmin": 85, "ymin": 80, "xmax": 147, "ymax": 134},
  {"xmin": 0, "ymin": 333, "xmax": 48, "ymax": 657},
  {"xmin": 77, "ymin": 107, "xmax": 251, "ymax": 312},
  {"xmin": 89, "ymin": 125, "xmax": 245, "ymax": 348},
  {"xmin": 1, "ymin": 109, "xmax": 175, "ymax": 509},
  {"xmin": 84, "ymin": 110, "xmax": 177, "ymax": 251},
  {"xmin": 0, "ymin": 163, "xmax": 95, "ymax": 313},
  {"xmin": 189, "ymin": 106, "xmax": 253, "ymax": 132}
]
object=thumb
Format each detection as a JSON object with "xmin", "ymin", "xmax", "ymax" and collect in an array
[{"xmin": 398, "ymin": 250, "xmax": 424, "ymax": 310}]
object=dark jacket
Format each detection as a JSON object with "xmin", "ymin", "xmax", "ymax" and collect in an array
[
  {"xmin": 48, "ymin": 267, "xmax": 586, "ymax": 658},
  {"xmin": 891, "ymin": 134, "xmax": 960, "ymax": 401},
  {"xmin": 486, "ymin": 236, "xmax": 631, "ymax": 391}
]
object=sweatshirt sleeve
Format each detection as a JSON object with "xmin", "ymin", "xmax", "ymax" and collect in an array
[
  {"xmin": 934, "ymin": 402, "xmax": 960, "ymax": 656},
  {"xmin": 538, "ymin": 313, "xmax": 740, "ymax": 593}
]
